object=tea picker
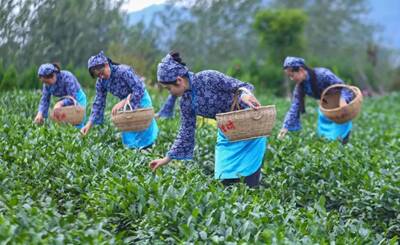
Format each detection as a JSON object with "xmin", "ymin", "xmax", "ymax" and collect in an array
[
  {"xmin": 80, "ymin": 51, "xmax": 158, "ymax": 149},
  {"xmin": 278, "ymin": 57, "xmax": 362, "ymax": 144},
  {"xmin": 34, "ymin": 63, "xmax": 87, "ymax": 129},
  {"xmin": 149, "ymin": 52, "xmax": 276, "ymax": 188}
]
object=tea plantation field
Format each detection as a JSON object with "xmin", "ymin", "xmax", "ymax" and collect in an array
[{"xmin": 0, "ymin": 90, "xmax": 399, "ymax": 244}]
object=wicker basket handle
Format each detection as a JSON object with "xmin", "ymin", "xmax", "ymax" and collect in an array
[
  {"xmin": 59, "ymin": 95, "xmax": 78, "ymax": 106},
  {"xmin": 123, "ymin": 94, "xmax": 134, "ymax": 112},
  {"xmin": 349, "ymin": 86, "xmax": 362, "ymax": 101},
  {"xmin": 230, "ymin": 90, "xmax": 241, "ymax": 111},
  {"xmin": 320, "ymin": 84, "xmax": 358, "ymax": 106}
]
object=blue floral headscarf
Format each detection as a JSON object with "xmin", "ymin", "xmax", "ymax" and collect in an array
[
  {"xmin": 38, "ymin": 63, "xmax": 58, "ymax": 77},
  {"xmin": 157, "ymin": 53, "xmax": 189, "ymax": 83},
  {"xmin": 283, "ymin": 56, "xmax": 306, "ymax": 69},
  {"xmin": 87, "ymin": 51, "xmax": 108, "ymax": 69}
]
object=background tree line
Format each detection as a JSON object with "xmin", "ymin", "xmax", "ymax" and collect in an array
[{"xmin": 0, "ymin": 0, "xmax": 399, "ymax": 95}]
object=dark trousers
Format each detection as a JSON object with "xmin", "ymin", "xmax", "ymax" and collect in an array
[
  {"xmin": 221, "ymin": 166, "xmax": 262, "ymax": 188},
  {"xmin": 141, "ymin": 143, "xmax": 154, "ymax": 150},
  {"xmin": 341, "ymin": 131, "xmax": 351, "ymax": 145}
]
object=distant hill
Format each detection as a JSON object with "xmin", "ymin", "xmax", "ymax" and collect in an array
[{"xmin": 126, "ymin": 4, "xmax": 168, "ymax": 27}]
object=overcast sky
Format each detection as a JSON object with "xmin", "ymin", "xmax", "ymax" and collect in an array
[{"xmin": 121, "ymin": 0, "xmax": 167, "ymax": 12}]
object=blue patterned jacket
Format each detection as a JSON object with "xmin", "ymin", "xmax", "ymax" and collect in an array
[
  {"xmin": 167, "ymin": 70, "xmax": 254, "ymax": 160},
  {"xmin": 283, "ymin": 67, "xmax": 352, "ymax": 131},
  {"xmin": 89, "ymin": 64, "xmax": 146, "ymax": 124},
  {"xmin": 38, "ymin": 71, "xmax": 81, "ymax": 117}
]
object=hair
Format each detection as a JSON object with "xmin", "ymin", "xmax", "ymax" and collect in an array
[
  {"xmin": 169, "ymin": 51, "xmax": 186, "ymax": 66},
  {"xmin": 52, "ymin": 63, "xmax": 61, "ymax": 73},
  {"xmin": 304, "ymin": 66, "xmax": 320, "ymax": 98},
  {"xmin": 106, "ymin": 57, "xmax": 120, "ymax": 66},
  {"xmin": 293, "ymin": 65, "xmax": 320, "ymax": 114}
]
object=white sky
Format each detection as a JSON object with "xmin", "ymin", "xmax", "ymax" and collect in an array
[{"xmin": 121, "ymin": 0, "xmax": 167, "ymax": 12}]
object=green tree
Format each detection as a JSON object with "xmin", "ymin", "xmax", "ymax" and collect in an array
[
  {"xmin": 0, "ymin": 65, "xmax": 17, "ymax": 90},
  {"xmin": 0, "ymin": 0, "xmax": 124, "ymax": 68},
  {"xmin": 21, "ymin": 0, "xmax": 124, "ymax": 67},
  {"xmin": 254, "ymin": 9, "xmax": 308, "ymax": 95},
  {"xmin": 163, "ymin": 0, "xmax": 264, "ymax": 71},
  {"xmin": 108, "ymin": 22, "xmax": 162, "ymax": 84},
  {"xmin": 269, "ymin": 0, "xmax": 383, "ymax": 90},
  {"xmin": 0, "ymin": 0, "xmax": 40, "ymax": 66}
]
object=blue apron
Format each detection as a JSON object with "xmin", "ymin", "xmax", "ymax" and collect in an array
[
  {"xmin": 187, "ymin": 73, "xmax": 266, "ymax": 179},
  {"xmin": 215, "ymin": 130, "xmax": 267, "ymax": 179},
  {"xmin": 317, "ymin": 108, "xmax": 352, "ymax": 141},
  {"xmin": 121, "ymin": 90, "xmax": 159, "ymax": 149},
  {"xmin": 74, "ymin": 89, "xmax": 87, "ymax": 129}
]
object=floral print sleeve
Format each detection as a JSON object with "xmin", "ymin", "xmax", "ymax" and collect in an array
[
  {"xmin": 61, "ymin": 73, "xmax": 81, "ymax": 106},
  {"xmin": 89, "ymin": 80, "xmax": 108, "ymax": 124},
  {"xmin": 167, "ymin": 92, "xmax": 197, "ymax": 160},
  {"xmin": 157, "ymin": 94, "xmax": 177, "ymax": 118},
  {"xmin": 282, "ymin": 68, "xmax": 354, "ymax": 131},
  {"xmin": 211, "ymin": 71, "xmax": 254, "ymax": 93},
  {"xmin": 282, "ymin": 84, "xmax": 302, "ymax": 131},
  {"xmin": 38, "ymin": 85, "xmax": 51, "ymax": 118},
  {"xmin": 37, "ymin": 71, "xmax": 82, "ymax": 115},
  {"xmin": 125, "ymin": 68, "xmax": 145, "ymax": 109}
]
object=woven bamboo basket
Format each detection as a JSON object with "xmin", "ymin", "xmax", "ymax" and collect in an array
[
  {"xmin": 111, "ymin": 94, "xmax": 154, "ymax": 132},
  {"xmin": 216, "ymin": 93, "xmax": 276, "ymax": 142},
  {"xmin": 50, "ymin": 96, "xmax": 84, "ymax": 125},
  {"xmin": 319, "ymin": 84, "xmax": 363, "ymax": 124}
]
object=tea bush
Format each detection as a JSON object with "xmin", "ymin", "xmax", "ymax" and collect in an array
[{"xmin": 0, "ymin": 90, "xmax": 399, "ymax": 244}]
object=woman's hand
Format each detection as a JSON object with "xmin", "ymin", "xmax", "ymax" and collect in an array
[
  {"xmin": 80, "ymin": 121, "xmax": 93, "ymax": 136},
  {"xmin": 112, "ymin": 99, "xmax": 127, "ymax": 116},
  {"xmin": 53, "ymin": 101, "xmax": 64, "ymax": 109},
  {"xmin": 278, "ymin": 128, "xmax": 288, "ymax": 140},
  {"xmin": 149, "ymin": 157, "xmax": 171, "ymax": 171},
  {"xmin": 34, "ymin": 112, "xmax": 44, "ymax": 124},
  {"xmin": 241, "ymin": 94, "xmax": 261, "ymax": 110}
]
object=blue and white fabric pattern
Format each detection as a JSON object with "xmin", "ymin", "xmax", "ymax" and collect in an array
[
  {"xmin": 157, "ymin": 94, "xmax": 177, "ymax": 118},
  {"xmin": 157, "ymin": 54, "xmax": 189, "ymax": 83},
  {"xmin": 283, "ymin": 56, "xmax": 306, "ymax": 69},
  {"xmin": 283, "ymin": 67, "xmax": 353, "ymax": 131},
  {"xmin": 87, "ymin": 51, "xmax": 108, "ymax": 69},
  {"xmin": 165, "ymin": 70, "xmax": 254, "ymax": 160},
  {"xmin": 88, "ymin": 62, "xmax": 158, "ymax": 148},
  {"xmin": 38, "ymin": 63, "xmax": 58, "ymax": 77},
  {"xmin": 89, "ymin": 64, "xmax": 146, "ymax": 124},
  {"xmin": 38, "ymin": 70, "xmax": 82, "ymax": 118}
]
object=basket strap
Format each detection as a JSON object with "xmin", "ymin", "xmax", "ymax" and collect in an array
[
  {"xmin": 349, "ymin": 86, "xmax": 362, "ymax": 99},
  {"xmin": 59, "ymin": 95, "xmax": 78, "ymax": 106},
  {"xmin": 230, "ymin": 90, "xmax": 241, "ymax": 112},
  {"xmin": 123, "ymin": 93, "xmax": 133, "ymax": 112}
]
